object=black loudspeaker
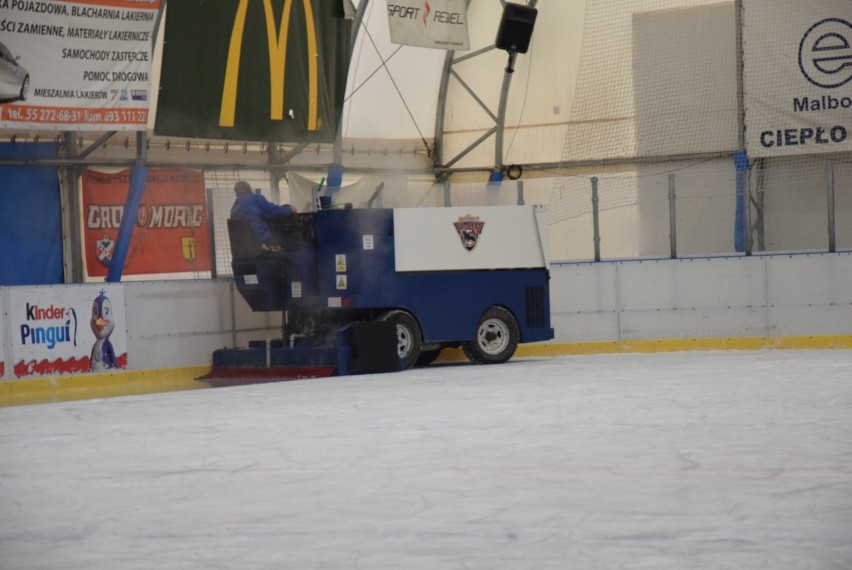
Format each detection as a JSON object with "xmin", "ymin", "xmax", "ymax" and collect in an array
[{"xmin": 495, "ymin": 3, "xmax": 538, "ymax": 54}]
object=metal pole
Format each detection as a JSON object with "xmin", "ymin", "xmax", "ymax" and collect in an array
[
  {"xmin": 494, "ymin": 51, "xmax": 517, "ymax": 172},
  {"xmin": 206, "ymin": 188, "xmax": 218, "ymax": 279},
  {"xmin": 744, "ymin": 168, "xmax": 753, "ymax": 256},
  {"xmin": 668, "ymin": 173, "xmax": 677, "ymax": 259},
  {"xmin": 754, "ymin": 158, "xmax": 766, "ymax": 251},
  {"xmin": 106, "ymin": 131, "xmax": 148, "ymax": 282},
  {"xmin": 443, "ymin": 181, "xmax": 452, "ymax": 207},
  {"xmin": 517, "ymin": 180, "xmax": 525, "ymax": 206},
  {"xmin": 494, "ymin": 0, "xmax": 538, "ymax": 174},
  {"xmin": 229, "ymin": 280, "xmax": 237, "ymax": 348},
  {"xmin": 734, "ymin": 0, "xmax": 745, "ymax": 150},
  {"xmin": 60, "ymin": 131, "xmax": 84, "ymax": 283},
  {"xmin": 592, "ymin": 177, "xmax": 601, "ymax": 262},
  {"xmin": 433, "ymin": 51, "xmax": 453, "ymax": 173},
  {"xmin": 827, "ymin": 164, "xmax": 836, "ymax": 253}
]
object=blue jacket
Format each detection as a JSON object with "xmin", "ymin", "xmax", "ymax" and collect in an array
[{"xmin": 231, "ymin": 192, "xmax": 294, "ymax": 244}]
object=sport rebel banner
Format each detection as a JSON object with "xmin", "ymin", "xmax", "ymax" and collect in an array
[
  {"xmin": 743, "ymin": 0, "xmax": 852, "ymax": 158},
  {"xmin": 82, "ymin": 168, "xmax": 211, "ymax": 278},
  {"xmin": 0, "ymin": 0, "xmax": 161, "ymax": 130},
  {"xmin": 155, "ymin": 0, "xmax": 352, "ymax": 142},
  {"xmin": 387, "ymin": 0, "xmax": 470, "ymax": 51},
  {"xmin": 9, "ymin": 284, "xmax": 128, "ymax": 378}
]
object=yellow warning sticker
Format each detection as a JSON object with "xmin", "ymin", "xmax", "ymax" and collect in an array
[
  {"xmin": 335, "ymin": 254, "xmax": 347, "ymax": 272},
  {"xmin": 336, "ymin": 275, "xmax": 348, "ymax": 290}
]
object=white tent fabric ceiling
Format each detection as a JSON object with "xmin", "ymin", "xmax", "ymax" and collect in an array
[
  {"xmin": 343, "ymin": 0, "xmax": 583, "ymax": 169},
  {"xmin": 0, "ymin": 0, "xmax": 746, "ymax": 172}
]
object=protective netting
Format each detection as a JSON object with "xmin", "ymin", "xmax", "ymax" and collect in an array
[{"xmin": 548, "ymin": 0, "xmax": 852, "ymax": 261}]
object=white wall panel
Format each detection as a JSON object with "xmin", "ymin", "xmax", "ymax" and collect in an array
[
  {"xmin": 551, "ymin": 252, "xmax": 852, "ymax": 343},
  {"xmin": 619, "ymin": 307, "xmax": 768, "ymax": 339},
  {"xmin": 766, "ymin": 253, "xmax": 852, "ymax": 336},
  {"xmin": 618, "ymin": 258, "xmax": 767, "ymax": 311},
  {"xmin": 550, "ymin": 263, "xmax": 621, "ymax": 342},
  {"xmin": 123, "ymin": 279, "xmax": 277, "ymax": 370},
  {"xmin": 2, "ymin": 253, "xmax": 849, "ymax": 378}
]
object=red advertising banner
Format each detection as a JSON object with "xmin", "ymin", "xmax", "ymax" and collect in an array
[{"xmin": 82, "ymin": 168, "xmax": 211, "ymax": 277}]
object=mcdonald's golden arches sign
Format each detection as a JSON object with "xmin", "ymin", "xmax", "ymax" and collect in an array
[{"xmin": 155, "ymin": 0, "xmax": 351, "ymax": 142}]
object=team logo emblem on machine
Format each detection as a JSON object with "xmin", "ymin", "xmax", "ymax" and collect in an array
[
  {"xmin": 453, "ymin": 214, "xmax": 485, "ymax": 251},
  {"xmin": 95, "ymin": 235, "xmax": 115, "ymax": 267},
  {"xmin": 799, "ymin": 18, "xmax": 852, "ymax": 89}
]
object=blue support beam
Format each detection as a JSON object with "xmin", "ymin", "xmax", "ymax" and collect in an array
[
  {"xmin": 733, "ymin": 151, "xmax": 750, "ymax": 253},
  {"xmin": 106, "ymin": 160, "xmax": 147, "ymax": 282}
]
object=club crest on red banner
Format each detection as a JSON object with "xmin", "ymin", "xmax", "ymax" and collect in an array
[{"xmin": 96, "ymin": 235, "xmax": 115, "ymax": 267}]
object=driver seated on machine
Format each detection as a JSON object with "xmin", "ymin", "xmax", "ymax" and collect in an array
[{"xmin": 230, "ymin": 180, "xmax": 296, "ymax": 253}]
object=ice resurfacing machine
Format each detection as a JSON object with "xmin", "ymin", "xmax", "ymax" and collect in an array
[{"xmin": 211, "ymin": 204, "xmax": 553, "ymax": 378}]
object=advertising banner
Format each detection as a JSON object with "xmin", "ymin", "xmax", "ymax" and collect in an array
[
  {"xmin": 82, "ymin": 168, "xmax": 211, "ymax": 278},
  {"xmin": 9, "ymin": 284, "xmax": 128, "ymax": 378},
  {"xmin": 387, "ymin": 0, "xmax": 470, "ymax": 51},
  {"xmin": 0, "ymin": 0, "xmax": 160, "ymax": 130},
  {"xmin": 155, "ymin": 0, "xmax": 352, "ymax": 142},
  {"xmin": 743, "ymin": 0, "xmax": 852, "ymax": 157}
]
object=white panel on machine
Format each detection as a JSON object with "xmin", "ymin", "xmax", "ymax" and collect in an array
[{"xmin": 393, "ymin": 205, "xmax": 547, "ymax": 272}]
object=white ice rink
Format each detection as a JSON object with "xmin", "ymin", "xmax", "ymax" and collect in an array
[{"xmin": 2, "ymin": 349, "xmax": 851, "ymax": 569}]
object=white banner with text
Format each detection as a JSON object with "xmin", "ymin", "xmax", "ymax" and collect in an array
[
  {"xmin": 386, "ymin": 0, "xmax": 469, "ymax": 51},
  {"xmin": 0, "ymin": 0, "xmax": 161, "ymax": 130},
  {"xmin": 743, "ymin": 0, "xmax": 852, "ymax": 157}
]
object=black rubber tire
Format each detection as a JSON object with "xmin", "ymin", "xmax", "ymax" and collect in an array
[
  {"xmin": 378, "ymin": 310, "xmax": 421, "ymax": 370},
  {"xmin": 415, "ymin": 348, "xmax": 442, "ymax": 367},
  {"xmin": 462, "ymin": 306, "xmax": 519, "ymax": 364}
]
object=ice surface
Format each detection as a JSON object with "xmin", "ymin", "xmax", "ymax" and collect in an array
[{"xmin": 2, "ymin": 350, "xmax": 851, "ymax": 569}]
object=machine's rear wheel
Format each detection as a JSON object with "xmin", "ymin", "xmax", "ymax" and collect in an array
[
  {"xmin": 462, "ymin": 306, "xmax": 519, "ymax": 364},
  {"xmin": 378, "ymin": 310, "xmax": 421, "ymax": 370}
]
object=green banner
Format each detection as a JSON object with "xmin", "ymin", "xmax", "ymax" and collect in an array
[{"xmin": 155, "ymin": 0, "xmax": 351, "ymax": 142}]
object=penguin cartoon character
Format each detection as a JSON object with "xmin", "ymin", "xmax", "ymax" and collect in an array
[{"xmin": 90, "ymin": 290, "xmax": 117, "ymax": 371}]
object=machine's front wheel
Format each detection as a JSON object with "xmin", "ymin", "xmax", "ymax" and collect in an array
[
  {"xmin": 378, "ymin": 310, "xmax": 422, "ymax": 370},
  {"xmin": 462, "ymin": 306, "xmax": 519, "ymax": 364}
]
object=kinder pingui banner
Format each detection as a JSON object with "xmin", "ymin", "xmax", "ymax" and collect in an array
[
  {"xmin": 81, "ymin": 168, "xmax": 211, "ymax": 278},
  {"xmin": 10, "ymin": 284, "xmax": 128, "ymax": 378},
  {"xmin": 0, "ymin": 0, "xmax": 161, "ymax": 130}
]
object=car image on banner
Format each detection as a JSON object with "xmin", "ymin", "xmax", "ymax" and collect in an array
[{"xmin": 0, "ymin": 41, "xmax": 29, "ymax": 103}]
